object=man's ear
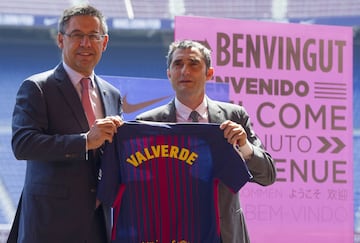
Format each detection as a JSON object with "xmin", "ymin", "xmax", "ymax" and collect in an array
[
  {"xmin": 101, "ymin": 35, "xmax": 109, "ymax": 52},
  {"xmin": 57, "ymin": 33, "xmax": 64, "ymax": 49},
  {"xmin": 206, "ymin": 67, "xmax": 214, "ymax": 80}
]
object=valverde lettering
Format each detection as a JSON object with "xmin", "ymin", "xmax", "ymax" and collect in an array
[{"xmin": 126, "ymin": 145, "xmax": 199, "ymax": 167}]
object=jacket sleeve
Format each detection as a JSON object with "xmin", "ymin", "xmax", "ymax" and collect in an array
[
  {"xmin": 232, "ymin": 105, "xmax": 276, "ymax": 186},
  {"xmin": 12, "ymin": 79, "xmax": 86, "ymax": 162}
]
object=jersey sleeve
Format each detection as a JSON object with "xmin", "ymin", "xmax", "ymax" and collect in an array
[
  {"xmin": 97, "ymin": 135, "xmax": 121, "ymax": 207},
  {"xmin": 211, "ymin": 131, "xmax": 253, "ymax": 193}
]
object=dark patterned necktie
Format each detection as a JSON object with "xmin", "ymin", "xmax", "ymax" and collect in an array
[{"xmin": 189, "ymin": 110, "xmax": 200, "ymax": 122}]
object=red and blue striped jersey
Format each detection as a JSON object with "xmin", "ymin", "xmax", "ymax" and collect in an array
[{"xmin": 97, "ymin": 121, "xmax": 252, "ymax": 243}]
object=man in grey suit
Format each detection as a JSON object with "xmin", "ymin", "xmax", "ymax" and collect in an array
[
  {"xmin": 9, "ymin": 5, "xmax": 123, "ymax": 243},
  {"xmin": 136, "ymin": 40, "xmax": 276, "ymax": 243}
]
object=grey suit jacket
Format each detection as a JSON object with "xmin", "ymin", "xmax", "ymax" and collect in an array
[
  {"xmin": 9, "ymin": 63, "xmax": 122, "ymax": 243},
  {"xmin": 136, "ymin": 97, "xmax": 276, "ymax": 243}
]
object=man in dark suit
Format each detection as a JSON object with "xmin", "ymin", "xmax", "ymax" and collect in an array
[
  {"xmin": 9, "ymin": 5, "xmax": 123, "ymax": 243},
  {"xmin": 136, "ymin": 40, "xmax": 276, "ymax": 243}
]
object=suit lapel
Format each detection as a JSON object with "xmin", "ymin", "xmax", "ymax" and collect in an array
[
  {"xmin": 94, "ymin": 76, "xmax": 109, "ymax": 117},
  {"xmin": 54, "ymin": 64, "xmax": 89, "ymax": 130},
  {"xmin": 166, "ymin": 100, "xmax": 178, "ymax": 122},
  {"xmin": 207, "ymin": 98, "xmax": 225, "ymax": 123}
]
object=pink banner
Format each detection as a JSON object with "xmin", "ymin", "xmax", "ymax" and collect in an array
[{"xmin": 175, "ymin": 16, "xmax": 353, "ymax": 243}]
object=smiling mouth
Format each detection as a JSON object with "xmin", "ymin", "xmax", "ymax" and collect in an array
[
  {"xmin": 78, "ymin": 52, "xmax": 92, "ymax": 56},
  {"xmin": 179, "ymin": 80, "xmax": 192, "ymax": 83}
]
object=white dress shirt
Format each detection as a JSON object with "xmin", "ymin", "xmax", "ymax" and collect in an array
[
  {"xmin": 174, "ymin": 96, "xmax": 253, "ymax": 160},
  {"xmin": 63, "ymin": 62, "xmax": 104, "ymax": 119}
]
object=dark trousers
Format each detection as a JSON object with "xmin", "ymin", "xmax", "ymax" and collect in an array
[{"xmin": 85, "ymin": 205, "xmax": 108, "ymax": 243}]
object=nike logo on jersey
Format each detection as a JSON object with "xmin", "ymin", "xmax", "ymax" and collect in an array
[{"xmin": 122, "ymin": 95, "xmax": 170, "ymax": 113}]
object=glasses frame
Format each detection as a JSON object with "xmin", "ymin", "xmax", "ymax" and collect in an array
[{"xmin": 61, "ymin": 31, "xmax": 106, "ymax": 42}]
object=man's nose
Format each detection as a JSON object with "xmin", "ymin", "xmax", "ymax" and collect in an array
[
  {"xmin": 80, "ymin": 35, "xmax": 92, "ymax": 46},
  {"xmin": 181, "ymin": 65, "xmax": 190, "ymax": 75}
]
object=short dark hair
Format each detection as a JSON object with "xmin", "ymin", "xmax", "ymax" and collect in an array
[
  {"xmin": 167, "ymin": 40, "xmax": 212, "ymax": 70},
  {"xmin": 58, "ymin": 4, "xmax": 108, "ymax": 34}
]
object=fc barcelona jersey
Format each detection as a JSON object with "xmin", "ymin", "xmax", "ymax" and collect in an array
[{"xmin": 97, "ymin": 121, "xmax": 252, "ymax": 243}]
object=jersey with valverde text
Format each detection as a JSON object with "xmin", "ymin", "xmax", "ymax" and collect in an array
[{"xmin": 97, "ymin": 121, "xmax": 252, "ymax": 243}]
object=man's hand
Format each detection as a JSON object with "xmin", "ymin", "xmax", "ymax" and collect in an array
[
  {"xmin": 219, "ymin": 120, "xmax": 247, "ymax": 146},
  {"xmin": 86, "ymin": 115, "xmax": 123, "ymax": 150}
]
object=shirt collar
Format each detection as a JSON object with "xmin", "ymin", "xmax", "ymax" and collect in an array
[
  {"xmin": 175, "ymin": 96, "xmax": 208, "ymax": 122},
  {"xmin": 63, "ymin": 62, "xmax": 95, "ymax": 87}
]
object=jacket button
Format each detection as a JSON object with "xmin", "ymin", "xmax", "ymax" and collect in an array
[{"xmin": 90, "ymin": 188, "xmax": 96, "ymax": 193}]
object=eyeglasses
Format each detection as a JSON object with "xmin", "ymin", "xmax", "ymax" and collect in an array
[{"xmin": 62, "ymin": 32, "xmax": 106, "ymax": 42}]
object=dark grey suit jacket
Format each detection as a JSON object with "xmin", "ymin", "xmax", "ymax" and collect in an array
[
  {"xmin": 136, "ymin": 97, "xmax": 276, "ymax": 243},
  {"xmin": 9, "ymin": 63, "xmax": 122, "ymax": 243}
]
